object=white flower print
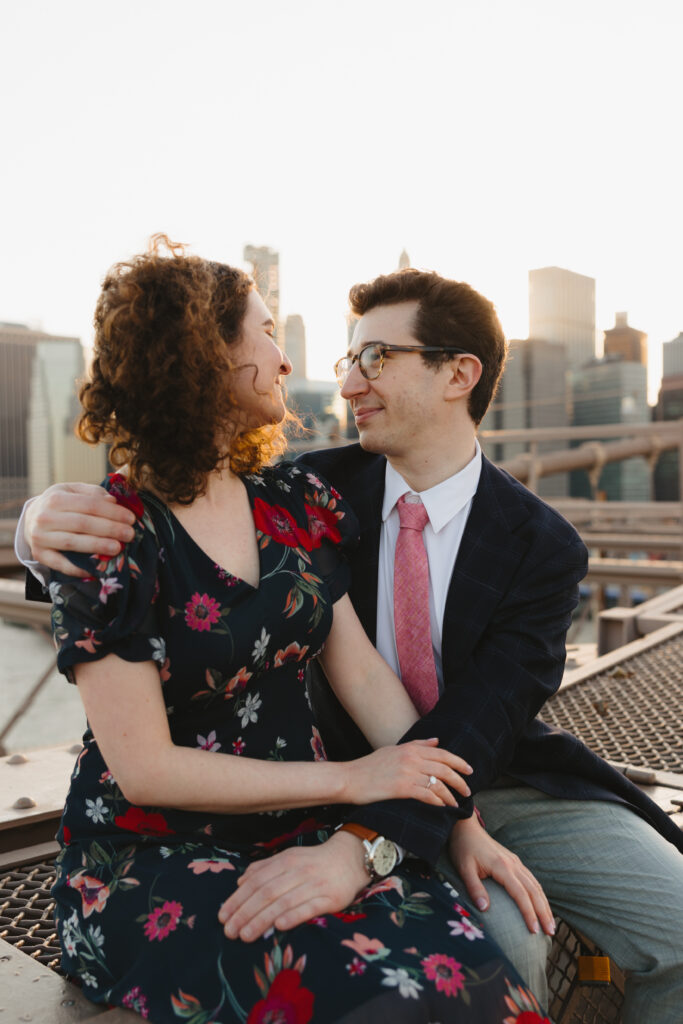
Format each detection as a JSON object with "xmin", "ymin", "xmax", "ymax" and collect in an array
[
  {"xmin": 149, "ymin": 637, "xmax": 167, "ymax": 664},
  {"xmin": 381, "ymin": 967, "xmax": 423, "ymax": 999},
  {"xmin": 98, "ymin": 577, "xmax": 123, "ymax": 604},
  {"xmin": 85, "ymin": 796, "xmax": 107, "ymax": 824},
  {"xmin": 61, "ymin": 911, "xmax": 80, "ymax": 956},
  {"xmin": 448, "ymin": 916, "xmax": 484, "ymax": 941},
  {"xmin": 88, "ymin": 924, "xmax": 105, "ymax": 949},
  {"xmin": 275, "ymin": 737, "xmax": 287, "ymax": 750},
  {"xmin": 276, "ymin": 479, "xmax": 292, "ymax": 492},
  {"xmin": 441, "ymin": 880, "xmax": 459, "ymax": 900},
  {"xmin": 252, "ymin": 628, "xmax": 270, "ymax": 662},
  {"xmin": 160, "ymin": 847, "xmax": 173, "ymax": 859},
  {"xmin": 81, "ymin": 970, "xmax": 98, "ymax": 988},
  {"xmin": 197, "ymin": 730, "xmax": 221, "ymax": 752},
  {"xmin": 237, "ymin": 692, "xmax": 262, "ymax": 727},
  {"xmin": 48, "ymin": 581, "xmax": 63, "ymax": 605}
]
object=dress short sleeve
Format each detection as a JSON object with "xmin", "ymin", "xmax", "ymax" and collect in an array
[
  {"xmin": 279, "ymin": 461, "xmax": 360, "ymax": 604},
  {"xmin": 49, "ymin": 475, "xmax": 164, "ymax": 683}
]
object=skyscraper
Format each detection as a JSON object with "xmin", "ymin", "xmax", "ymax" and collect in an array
[
  {"xmin": 603, "ymin": 312, "xmax": 647, "ymax": 366},
  {"xmin": 654, "ymin": 330, "xmax": 683, "ymax": 499},
  {"xmin": 571, "ymin": 356, "xmax": 650, "ymax": 500},
  {"xmin": 284, "ymin": 315, "xmax": 307, "ymax": 381},
  {"xmin": 482, "ymin": 338, "xmax": 569, "ymax": 497},
  {"xmin": 0, "ymin": 323, "xmax": 105, "ymax": 516},
  {"xmin": 529, "ymin": 266, "xmax": 596, "ymax": 370},
  {"xmin": 243, "ymin": 245, "xmax": 280, "ymax": 344}
]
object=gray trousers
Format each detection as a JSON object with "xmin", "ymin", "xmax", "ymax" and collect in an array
[{"xmin": 438, "ymin": 786, "xmax": 683, "ymax": 1024}]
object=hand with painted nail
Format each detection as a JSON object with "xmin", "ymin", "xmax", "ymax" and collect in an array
[{"xmin": 447, "ymin": 814, "xmax": 555, "ymax": 937}]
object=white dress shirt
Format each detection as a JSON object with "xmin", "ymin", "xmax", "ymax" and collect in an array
[{"xmin": 376, "ymin": 441, "xmax": 482, "ymax": 693}]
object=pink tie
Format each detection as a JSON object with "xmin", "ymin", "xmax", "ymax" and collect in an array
[{"xmin": 393, "ymin": 493, "xmax": 439, "ymax": 715}]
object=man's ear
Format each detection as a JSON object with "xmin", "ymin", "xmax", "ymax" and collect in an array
[{"xmin": 444, "ymin": 354, "xmax": 482, "ymax": 401}]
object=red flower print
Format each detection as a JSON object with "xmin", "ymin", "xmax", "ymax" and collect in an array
[
  {"xmin": 346, "ymin": 957, "xmax": 367, "ymax": 976},
  {"xmin": 253, "ymin": 498, "xmax": 312, "ymax": 550},
  {"xmin": 304, "ymin": 503, "xmax": 341, "ymax": 546},
  {"xmin": 247, "ymin": 969, "xmax": 314, "ymax": 1024},
  {"xmin": 185, "ymin": 593, "xmax": 222, "ymax": 631},
  {"xmin": 143, "ymin": 900, "xmax": 183, "ymax": 942},
  {"xmin": 114, "ymin": 806, "xmax": 175, "ymax": 837},
  {"xmin": 257, "ymin": 817, "xmax": 321, "ymax": 851},
  {"xmin": 333, "ymin": 910, "xmax": 367, "ymax": 923},
  {"xmin": 422, "ymin": 953, "xmax": 465, "ymax": 997},
  {"xmin": 274, "ymin": 642, "xmax": 310, "ymax": 667},
  {"xmin": 67, "ymin": 872, "xmax": 110, "ymax": 918},
  {"xmin": 232, "ymin": 737, "xmax": 246, "ymax": 755},
  {"xmin": 122, "ymin": 986, "xmax": 150, "ymax": 1018},
  {"xmin": 108, "ymin": 473, "xmax": 145, "ymax": 519}
]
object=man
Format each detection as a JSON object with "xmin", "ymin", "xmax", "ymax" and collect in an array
[{"xmin": 20, "ymin": 269, "xmax": 683, "ymax": 1022}]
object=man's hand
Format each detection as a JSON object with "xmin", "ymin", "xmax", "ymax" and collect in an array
[
  {"xmin": 448, "ymin": 814, "xmax": 555, "ymax": 936},
  {"xmin": 218, "ymin": 831, "xmax": 369, "ymax": 942},
  {"xmin": 25, "ymin": 482, "xmax": 136, "ymax": 577}
]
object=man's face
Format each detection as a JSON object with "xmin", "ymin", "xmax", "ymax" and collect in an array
[{"xmin": 341, "ymin": 301, "xmax": 449, "ymax": 459}]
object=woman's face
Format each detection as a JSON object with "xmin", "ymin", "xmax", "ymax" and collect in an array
[{"xmin": 229, "ymin": 289, "xmax": 292, "ymax": 428}]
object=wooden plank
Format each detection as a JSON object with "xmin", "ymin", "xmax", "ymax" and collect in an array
[{"xmin": 0, "ymin": 937, "xmax": 106, "ymax": 1022}]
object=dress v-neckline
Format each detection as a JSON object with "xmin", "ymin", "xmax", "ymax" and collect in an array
[{"xmin": 153, "ymin": 480, "xmax": 263, "ymax": 592}]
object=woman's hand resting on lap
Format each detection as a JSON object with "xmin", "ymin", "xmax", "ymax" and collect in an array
[{"xmin": 342, "ymin": 737, "xmax": 471, "ymax": 807}]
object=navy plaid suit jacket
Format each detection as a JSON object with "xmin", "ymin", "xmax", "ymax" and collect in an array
[{"xmin": 301, "ymin": 443, "xmax": 683, "ymax": 865}]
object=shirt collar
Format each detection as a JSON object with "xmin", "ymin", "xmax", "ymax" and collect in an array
[{"xmin": 382, "ymin": 440, "xmax": 482, "ymax": 534}]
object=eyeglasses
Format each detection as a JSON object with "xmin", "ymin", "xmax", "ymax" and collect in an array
[{"xmin": 334, "ymin": 343, "xmax": 473, "ymax": 386}]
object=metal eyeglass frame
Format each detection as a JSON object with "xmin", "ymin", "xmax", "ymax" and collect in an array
[{"xmin": 334, "ymin": 343, "xmax": 474, "ymax": 386}]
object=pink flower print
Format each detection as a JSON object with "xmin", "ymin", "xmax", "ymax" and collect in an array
[
  {"xmin": 68, "ymin": 872, "xmax": 110, "ymax": 918},
  {"xmin": 306, "ymin": 472, "xmax": 324, "ymax": 488},
  {"xmin": 196, "ymin": 730, "xmax": 221, "ymax": 752},
  {"xmin": 184, "ymin": 593, "xmax": 221, "ymax": 632},
  {"xmin": 122, "ymin": 986, "xmax": 150, "ymax": 1019},
  {"xmin": 448, "ymin": 914, "xmax": 484, "ymax": 941},
  {"xmin": 232, "ymin": 737, "xmax": 246, "ymax": 755},
  {"xmin": 74, "ymin": 628, "xmax": 101, "ymax": 654},
  {"xmin": 361, "ymin": 875, "xmax": 405, "ymax": 900},
  {"xmin": 98, "ymin": 577, "xmax": 123, "ymax": 604},
  {"xmin": 309, "ymin": 916, "xmax": 327, "ymax": 927},
  {"xmin": 340, "ymin": 933, "xmax": 388, "ymax": 960},
  {"xmin": 99, "ymin": 769, "xmax": 113, "ymax": 784},
  {"xmin": 188, "ymin": 857, "xmax": 236, "ymax": 874},
  {"xmin": 346, "ymin": 957, "xmax": 367, "ymax": 976},
  {"xmin": 143, "ymin": 900, "xmax": 183, "ymax": 941},
  {"xmin": 310, "ymin": 725, "xmax": 326, "ymax": 762},
  {"xmin": 422, "ymin": 953, "xmax": 465, "ymax": 997}
]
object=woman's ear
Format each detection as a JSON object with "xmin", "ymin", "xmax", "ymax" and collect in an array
[{"xmin": 444, "ymin": 354, "xmax": 482, "ymax": 401}]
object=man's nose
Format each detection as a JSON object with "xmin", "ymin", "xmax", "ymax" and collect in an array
[{"xmin": 340, "ymin": 362, "xmax": 369, "ymax": 399}]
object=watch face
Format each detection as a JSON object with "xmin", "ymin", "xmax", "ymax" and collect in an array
[{"xmin": 370, "ymin": 838, "xmax": 398, "ymax": 877}]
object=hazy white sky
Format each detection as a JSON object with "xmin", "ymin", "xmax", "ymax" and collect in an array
[{"xmin": 2, "ymin": 0, "xmax": 682, "ymax": 398}]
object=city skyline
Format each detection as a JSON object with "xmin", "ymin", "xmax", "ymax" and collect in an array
[{"xmin": 2, "ymin": 0, "xmax": 682, "ymax": 397}]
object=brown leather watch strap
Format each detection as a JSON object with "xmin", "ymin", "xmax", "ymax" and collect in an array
[{"xmin": 338, "ymin": 822, "xmax": 379, "ymax": 843}]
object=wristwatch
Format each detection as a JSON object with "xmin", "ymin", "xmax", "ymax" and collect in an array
[{"xmin": 338, "ymin": 822, "xmax": 399, "ymax": 880}]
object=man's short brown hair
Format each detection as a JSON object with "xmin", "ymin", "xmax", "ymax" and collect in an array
[{"xmin": 349, "ymin": 269, "xmax": 507, "ymax": 425}]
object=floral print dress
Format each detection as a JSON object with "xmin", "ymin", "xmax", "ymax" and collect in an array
[{"xmin": 49, "ymin": 464, "xmax": 551, "ymax": 1024}]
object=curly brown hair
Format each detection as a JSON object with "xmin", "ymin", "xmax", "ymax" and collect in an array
[
  {"xmin": 348, "ymin": 269, "xmax": 507, "ymax": 425},
  {"xmin": 77, "ymin": 235, "xmax": 290, "ymax": 504}
]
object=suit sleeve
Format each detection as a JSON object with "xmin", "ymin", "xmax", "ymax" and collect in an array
[{"xmin": 350, "ymin": 530, "xmax": 588, "ymax": 865}]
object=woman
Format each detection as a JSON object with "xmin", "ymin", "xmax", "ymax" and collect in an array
[{"xmin": 49, "ymin": 236, "xmax": 551, "ymax": 1023}]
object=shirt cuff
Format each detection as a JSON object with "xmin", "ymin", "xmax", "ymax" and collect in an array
[{"xmin": 14, "ymin": 499, "xmax": 48, "ymax": 587}]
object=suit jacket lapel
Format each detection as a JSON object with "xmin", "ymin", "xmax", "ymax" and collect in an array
[
  {"xmin": 346, "ymin": 457, "xmax": 385, "ymax": 645},
  {"xmin": 441, "ymin": 457, "xmax": 533, "ymax": 675}
]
